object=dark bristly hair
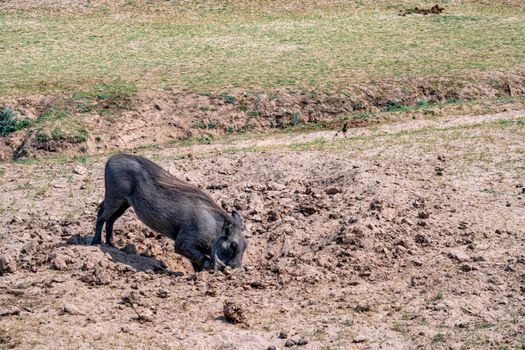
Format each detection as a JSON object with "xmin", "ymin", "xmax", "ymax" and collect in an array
[{"xmin": 134, "ymin": 155, "xmax": 232, "ymax": 221}]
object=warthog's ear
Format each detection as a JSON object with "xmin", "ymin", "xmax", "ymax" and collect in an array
[{"xmin": 231, "ymin": 210, "xmax": 242, "ymax": 227}]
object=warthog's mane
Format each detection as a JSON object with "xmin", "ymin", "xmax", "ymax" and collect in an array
[{"xmin": 136, "ymin": 156, "xmax": 232, "ymax": 222}]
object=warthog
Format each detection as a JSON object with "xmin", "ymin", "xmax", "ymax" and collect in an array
[{"xmin": 91, "ymin": 153, "xmax": 247, "ymax": 271}]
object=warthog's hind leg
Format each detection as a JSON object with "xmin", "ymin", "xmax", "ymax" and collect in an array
[{"xmin": 104, "ymin": 203, "xmax": 130, "ymax": 246}]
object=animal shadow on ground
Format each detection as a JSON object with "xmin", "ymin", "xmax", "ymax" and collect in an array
[{"xmin": 65, "ymin": 234, "xmax": 183, "ymax": 276}]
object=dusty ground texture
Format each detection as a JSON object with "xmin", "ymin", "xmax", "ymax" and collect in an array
[{"xmin": 1, "ymin": 110, "xmax": 524, "ymax": 349}]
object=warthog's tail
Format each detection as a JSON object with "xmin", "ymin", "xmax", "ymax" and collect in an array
[{"xmin": 96, "ymin": 201, "xmax": 105, "ymax": 215}]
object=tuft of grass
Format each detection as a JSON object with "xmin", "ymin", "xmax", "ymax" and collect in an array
[
  {"xmin": 247, "ymin": 110, "xmax": 260, "ymax": 118},
  {"xmin": 432, "ymin": 333, "xmax": 446, "ymax": 343},
  {"xmin": 429, "ymin": 291, "xmax": 444, "ymax": 304},
  {"xmin": 37, "ymin": 106, "xmax": 69, "ymax": 123},
  {"xmin": 219, "ymin": 93, "xmax": 236, "ymax": 104},
  {"xmin": 51, "ymin": 127, "xmax": 64, "ymax": 140},
  {"xmin": 73, "ymin": 128, "xmax": 88, "ymax": 143},
  {"xmin": 197, "ymin": 135, "xmax": 214, "ymax": 144},
  {"xmin": 193, "ymin": 121, "xmax": 217, "ymax": 129},
  {"xmin": 381, "ymin": 101, "xmax": 411, "ymax": 113},
  {"xmin": 0, "ymin": 107, "xmax": 32, "ymax": 137},
  {"xmin": 291, "ymin": 112, "xmax": 302, "ymax": 126},
  {"xmin": 35, "ymin": 130, "xmax": 50, "ymax": 142}
]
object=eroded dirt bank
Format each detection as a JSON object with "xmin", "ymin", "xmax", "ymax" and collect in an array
[
  {"xmin": 1, "ymin": 112, "xmax": 524, "ymax": 349},
  {"xmin": 1, "ymin": 70, "xmax": 525, "ymax": 161}
]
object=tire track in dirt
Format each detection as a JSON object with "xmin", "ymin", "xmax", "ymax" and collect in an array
[{"xmin": 185, "ymin": 109, "xmax": 525, "ymax": 154}]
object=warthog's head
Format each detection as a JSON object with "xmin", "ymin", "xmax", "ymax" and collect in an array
[{"xmin": 211, "ymin": 211, "xmax": 247, "ymax": 270}]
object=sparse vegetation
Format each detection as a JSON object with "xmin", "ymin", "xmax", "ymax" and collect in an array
[
  {"xmin": 197, "ymin": 135, "xmax": 214, "ymax": 144},
  {"xmin": 51, "ymin": 127, "xmax": 64, "ymax": 141},
  {"xmin": 35, "ymin": 130, "xmax": 50, "ymax": 143},
  {"xmin": 0, "ymin": 108, "xmax": 32, "ymax": 137},
  {"xmin": 429, "ymin": 291, "xmax": 444, "ymax": 304},
  {"xmin": 73, "ymin": 128, "xmax": 88, "ymax": 143},
  {"xmin": 432, "ymin": 333, "xmax": 446, "ymax": 343},
  {"xmin": 219, "ymin": 93, "xmax": 236, "ymax": 104}
]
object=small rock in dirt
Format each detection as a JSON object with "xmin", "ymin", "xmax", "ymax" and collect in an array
[
  {"xmin": 21, "ymin": 240, "xmax": 37, "ymax": 254},
  {"xmin": 414, "ymin": 234, "xmax": 429, "ymax": 246},
  {"xmin": 223, "ymin": 300, "xmax": 247, "ymax": 325},
  {"xmin": 135, "ymin": 307, "xmax": 154, "ymax": 323},
  {"xmin": 417, "ymin": 211, "xmax": 430, "ymax": 219},
  {"xmin": 369, "ymin": 199, "xmax": 382, "ymax": 212},
  {"xmin": 284, "ymin": 339, "xmax": 296, "ymax": 347},
  {"xmin": 248, "ymin": 193, "xmax": 264, "ymax": 214},
  {"xmin": 488, "ymin": 276, "xmax": 503, "ymax": 285},
  {"xmin": 206, "ymin": 184, "xmax": 228, "ymax": 190},
  {"xmin": 328, "ymin": 213, "xmax": 340, "ymax": 219},
  {"xmin": 267, "ymin": 182, "xmax": 286, "ymax": 191},
  {"xmin": 52, "ymin": 256, "xmax": 68, "ymax": 270},
  {"xmin": 278, "ymin": 331, "xmax": 288, "ymax": 339},
  {"xmin": 411, "ymin": 259, "xmax": 423, "ymax": 267},
  {"xmin": 437, "ymin": 155, "xmax": 446, "ymax": 162},
  {"xmin": 325, "ymin": 187, "xmax": 341, "ymax": 195},
  {"xmin": 267, "ymin": 210, "xmax": 281, "ymax": 222},
  {"xmin": 455, "ymin": 320, "xmax": 468, "ymax": 329},
  {"xmin": 459, "ymin": 264, "xmax": 473, "ymax": 272},
  {"xmin": 352, "ymin": 334, "xmax": 368, "ymax": 343},
  {"xmin": 297, "ymin": 338, "xmax": 309, "ymax": 346},
  {"xmin": 447, "ymin": 248, "xmax": 470, "ymax": 262},
  {"xmin": 381, "ymin": 208, "xmax": 396, "ymax": 221},
  {"xmin": 267, "ymin": 346, "xmax": 277, "ymax": 350},
  {"xmin": 62, "ymin": 303, "xmax": 82, "ymax": 315},
  {"xmin": 0, "ymin": 255, "xmax": 7, "ymax": 272},
  {"xmin": 458, "ymin": 221, "xmax": 468, "ymax": 230},
  {"xmin": 401, "ymin": 218, "xmax": 414, "ymax": 226},
  {"xmin": 123, "ymin": 243, "xmax": 138, "ymax": 255},
  {"xmin": 299, "ymin": 204, "xmax": 317, "ymax": 216},
  {"xmin": 73, "ymin": 166, "xmax": 87, "ymax": 175},
  {"xmin": 0, "ymin": 307, "xmax": 21, "ymax": 317},
  {"xmin": 81, "ymin": 267, "xmax": 112, "ymax": 285},
  {"xmin": 156, "ymin": 289, "xmax": 169, "ymax": 298}
]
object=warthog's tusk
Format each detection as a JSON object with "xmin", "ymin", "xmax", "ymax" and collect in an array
[{"xmin": 213, "ymin": 254, "xmax": 227, "ymax": 269}]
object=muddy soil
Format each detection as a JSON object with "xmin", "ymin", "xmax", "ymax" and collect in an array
[{"xmin": 0, "ymin": 111, "xmax": 524, "ymax": 349}]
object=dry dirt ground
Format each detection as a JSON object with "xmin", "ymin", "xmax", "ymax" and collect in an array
[{"xmin": 1, "ymin": 110, "xmax": 524, "ymax": 349}]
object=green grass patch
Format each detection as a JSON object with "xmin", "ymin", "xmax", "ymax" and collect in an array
[
  {"xmin": 0, "ymin": 107, "xmax": 32, "ymax": 136},
  {"xmin": 0, "ymin": 2, "xmax": 524, "ymax": 96},
  {"xmin": 432, "ymin": 333, "xmax": 446, "ymax": 344},
  {"xmin": 429, "ymin": 291, "xmax": 444, "ymax": 304}
]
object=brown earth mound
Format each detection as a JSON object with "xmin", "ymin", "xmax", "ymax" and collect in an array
[
  {"xmin": 399, "ymin": 4, "xmax": 445, "ymax": 16},
  {"xmin": 1, "ymin": 71, "xmax": 525, "ymax": 161}
]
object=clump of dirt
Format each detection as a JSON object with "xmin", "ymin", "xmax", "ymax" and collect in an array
[
  {"xmin": 399, "ymin": 4, "xmax": 445, "ymax": 16},
  {"xmin": 223, "ymin": 300, "xmax": 248, "ymax": 326}
]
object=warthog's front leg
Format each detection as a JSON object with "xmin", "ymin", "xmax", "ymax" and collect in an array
[{"xmin": 174, "ymin": 237, "xmax": 212, "ymax": 272}]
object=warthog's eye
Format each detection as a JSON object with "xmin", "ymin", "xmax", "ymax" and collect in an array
[{"xmin": 231, "ymin": 241, "xmax": 238, "ymax": 251}]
